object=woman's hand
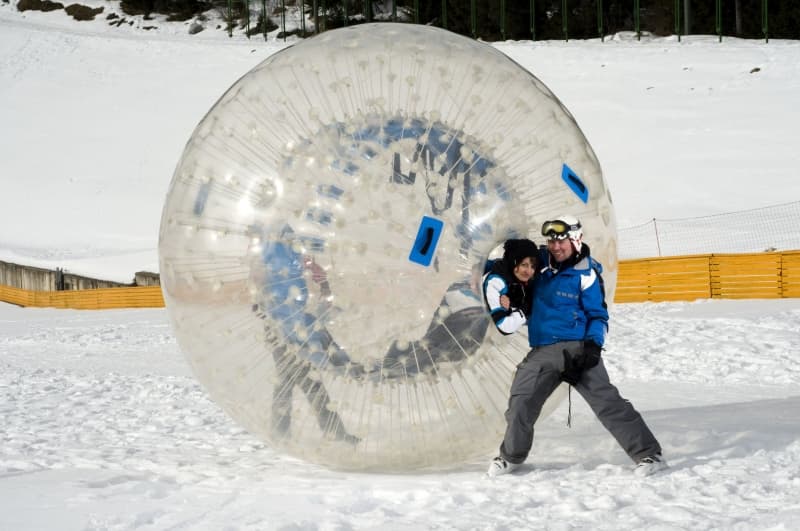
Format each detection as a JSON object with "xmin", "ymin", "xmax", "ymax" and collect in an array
[{"xmin": 499, "ymin": 294, "xmax": 510, "ymax": 310}]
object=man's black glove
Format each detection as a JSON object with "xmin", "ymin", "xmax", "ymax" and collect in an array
[
  {"xmin": 561, "ymin": 341, "xmax": 603, "ymax": 385},
  {"xmin": 582, "ymin": 340, "xmax": 603, "ymax": 370}
]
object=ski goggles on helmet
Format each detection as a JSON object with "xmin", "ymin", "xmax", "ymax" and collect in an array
[{"xmin": 541, "ymin": 219, "xmax": 581, "ymax": 240}]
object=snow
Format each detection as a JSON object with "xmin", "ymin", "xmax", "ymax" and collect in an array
[
  {"xmin": 2, "ymin": 2, "xmax": 800, "ymax": 280},
  {"xmin": 1, "ymin": 3, "xmax": 800, "ymax": 529},
  {"xmin": 2, "ymin": 299, "xmax": 799, "ymax": 529}
]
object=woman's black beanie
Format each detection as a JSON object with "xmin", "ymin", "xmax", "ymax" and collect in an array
[{"xmin": 503, "ymin": 238, "xmax": 538, "ymax": 268}]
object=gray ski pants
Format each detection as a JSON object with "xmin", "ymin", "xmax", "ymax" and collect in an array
[{"xmin": 499, "ymin": 340, "xmax": 662, "ymax": 464}]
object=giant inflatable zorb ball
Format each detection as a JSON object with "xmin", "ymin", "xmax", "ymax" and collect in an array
[{"xmin": 159, "ymin": 23, "xmax": 617, "ymax": 471}]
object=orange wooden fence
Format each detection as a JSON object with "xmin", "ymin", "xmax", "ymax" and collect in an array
[
  {"xmin": 615, "ymin": 250, "xmax": 800, "ymax": 303},
  {"xmin": 1, "ymin": 250, "xmax": 799, "ymax": 309},
  {"xmin": 0, "ymin": 284, "xmax": 164, "ymax": 309}
]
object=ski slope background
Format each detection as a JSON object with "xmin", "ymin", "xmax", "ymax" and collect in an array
[
  {"xmin": 2, "ymin": 3, "xmax": 800, "ymax": 530},
  {"xmin": 2, "ymin": 2, "xmax": 800, "ymax": 281}
]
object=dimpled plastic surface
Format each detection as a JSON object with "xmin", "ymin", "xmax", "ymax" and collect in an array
[{"xmin": 158, "ymin": 23, "xmax": 617, "ymax": 471}]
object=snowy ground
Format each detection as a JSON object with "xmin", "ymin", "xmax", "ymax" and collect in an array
[{"xmin": 2, "ymin": 298, "xmax": 799, "ymax": 529}]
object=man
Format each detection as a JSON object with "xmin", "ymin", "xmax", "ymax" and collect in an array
[{"xmin": 487, "ymin": 215, "xmax": 667, "ymax": 477}]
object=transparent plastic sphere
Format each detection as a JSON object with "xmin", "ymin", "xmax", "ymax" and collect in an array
[{"xmin": 158, "ymin": 23, "xmax": 617, "ymax": 471}]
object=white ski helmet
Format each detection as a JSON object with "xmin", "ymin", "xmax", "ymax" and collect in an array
[{"xmin": 541, "ymin": 215, "xmax": 583, "ymax": 253}]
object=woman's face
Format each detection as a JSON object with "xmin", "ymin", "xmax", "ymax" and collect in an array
[{"xmin": 513, "ymin": 257, "xmax": 535, "ymax": 283}]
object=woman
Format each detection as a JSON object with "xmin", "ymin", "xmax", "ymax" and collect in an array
[{"xmin": 482, "ymin": 238, "xmax": 539, "ymax": 335}]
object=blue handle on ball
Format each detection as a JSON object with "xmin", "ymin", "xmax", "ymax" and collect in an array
[{"xmin": 409, "ymin": 216, "xmax": 444, "ymax": 267}]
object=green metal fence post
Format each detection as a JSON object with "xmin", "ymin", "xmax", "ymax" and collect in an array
[
  {"xmin": 300, "ymin": 0, "xmax": 306, "ymax": 35},
  {"xmin": 716, "ymin": 0, "xmax": 721, "ymax": 42},
  {"xmin": 344, "ymin": 0, "xmax": 348, "ymax": 25},
  {"xmin": 227, "ymin": 0, "xmax": 233, "ymax": 37},
  {"xmin": 634, "ymin": 0, "xmax": 640, "ymax": 40},
  {"xmin": 673, "ymin": 0, "xmax": 681, "ymax": 42},
  {"xmin": 244, "ymin": 0, "xmax": 251, "ymax": 38},
  {"xmin": 762, "ymin": 0, "xmax": 769, "ymax": 43},
  {"xmin": 441, "ymin": 0, "xmax": 447, "ymax": 29},
  {"xmin": 501, "ymin": 0, "xmax": 506, "ymax": 40},
  {"xmin": 414, "ymin": 0, "xmax": 419, "ymax": 24},
  {"xmin": 392, "ymin": 0, "xmax": 397, "ymax": 21},
  {"xmin": 530, "ymin": 0, "xmax": 536, "ymax": 40},
  {"xmin": 597, "ymin": 0, "xmax": 603, "ymax": 41},
  {"xmin": 562, "ymin": 0, "xmax": 568, "ymax": 41},
  {"xmin": 279, "ymin": 0, "xmax": 285, "ymax": 40},
  {"xmin": 471, "ymin": 0, "xmax": 476, "ymax": 38}
]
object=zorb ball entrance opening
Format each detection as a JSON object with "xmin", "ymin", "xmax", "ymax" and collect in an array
[{"xmin": 158, "ymin": 23, "xmax": 617, "ymax": 471}]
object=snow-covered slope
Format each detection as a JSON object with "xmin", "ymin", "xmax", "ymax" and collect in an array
[{"xmin": 2, "ymin": 3, "xmax": 800, "ymax": 280}]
